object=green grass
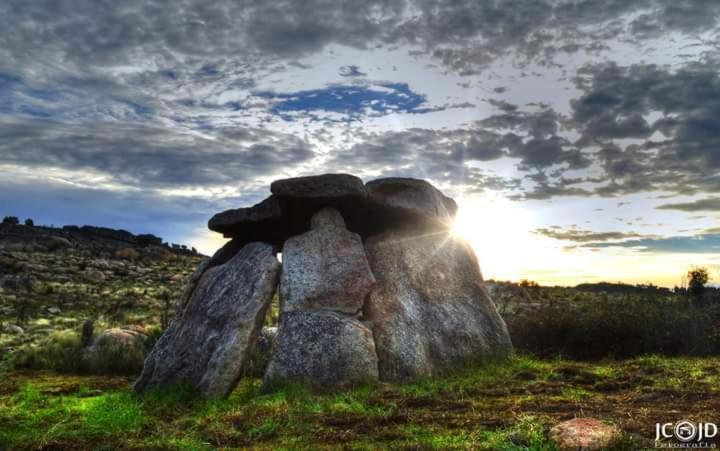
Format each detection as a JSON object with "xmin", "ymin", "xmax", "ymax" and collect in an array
[{"xmin": 2, "ymin": 354, "xmax": 718, "ymax": 449}]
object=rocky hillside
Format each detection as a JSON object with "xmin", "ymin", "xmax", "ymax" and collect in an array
[{"xmin": 0, "ymin": 216, "xmax": 204, "ymax": 360}]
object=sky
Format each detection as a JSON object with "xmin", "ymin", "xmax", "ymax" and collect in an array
[{"xmin": 1, "ymin": 0, "xmax": 719, "ymax": 287}]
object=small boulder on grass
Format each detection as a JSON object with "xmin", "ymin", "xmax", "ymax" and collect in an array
[
  {"xmin": 550, "ymin": 418, "xmax": 621, "ymax": 450},
  {"xmin": 84, "ymin": 328, "xmax": 148, "ymax": 374}
]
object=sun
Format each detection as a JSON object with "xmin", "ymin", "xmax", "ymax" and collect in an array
[{"xmin": 450, "ymin": 196, "xmax": 549, "ymax": 281}]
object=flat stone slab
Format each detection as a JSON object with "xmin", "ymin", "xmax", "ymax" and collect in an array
[
  {"xmin": 271, "ymin": 173, "xmax": 366, "ymax": 199},
  {"xmin": 364, "ymin": 230, "xmax": 512, "ymax": 382},
  {"xmin": 365, "ymin": 177, "xmax": 457, "ymax": 227},
  {"xmin": 133, "ymin": 242, "xmax": 280, "ymax": 398},
  {"xmin": 208, "ymin": 195, "xmax": 283, "ymax": 238},
  {"xmin": 263, "ymin": 310, "xmax": 379, "ymax": 389},
  {"xmin": 208, "ymin": 174, "xmax": 456, "ymax": 245}
]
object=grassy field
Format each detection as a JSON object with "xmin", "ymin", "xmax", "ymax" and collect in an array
[
  {"xmin": 3, "ymin": 241, "xmax": 719, "ymax": 449},
  {"xmin": 2, "ymin": 354, "xmax": 719, "ymax": 450}
]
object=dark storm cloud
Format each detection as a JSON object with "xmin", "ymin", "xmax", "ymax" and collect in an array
[
  {"xmin": 657, "ymin": 198, "xmax": 720, "ymax": 212},
  {"xmin": 0, "ymin": 117, "xmax": 314, "ymax": 188}
]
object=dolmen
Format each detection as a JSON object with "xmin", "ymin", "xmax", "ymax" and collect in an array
[{"xmin": 134, "ymin": 174, "xmax": 512, "ymax": 398}]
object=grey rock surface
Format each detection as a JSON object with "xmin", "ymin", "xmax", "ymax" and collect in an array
[
  {"xmin": 264, "ymin": 310, "xmax": 378, "ymax": 389},
  {"xmin": 364, "ymin": 229, "xmax": 512, "ymax": 382},
  {"xmin": 134, "ymin": 242, "xmax": 280, "ymax": 398},
  {"xmin": 84, "ymin": 327, "xmax": 148, "ymax": 373},
  {"xmin": 207, "ymin": 195, "xmax": 284, "ymax": 241},
  {"xmin": 365, "ymin": 177, "xmax": 457, "ymax": 226},
  {"xmin": 280, "ymin": 208, "xmax": 375, "ymax": 315},
  {"xmin": 271, "ymin": 173, "xmax": 366, "ymax": 199},
  {"xmin": 207, "ymin": 174, "xmax": 459, "ymax": 244},
  {"xmin": 246, "ymin": 326, "xmax": 277, "ymax": 377}
]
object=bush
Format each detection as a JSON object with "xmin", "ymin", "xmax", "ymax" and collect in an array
[
  {"xmin": 507, "ymin": 296, "xmax": 720, "ymax": 360},
  {"xmin": 14, "ymin": 330, "xmax": 86, "ymax": 372},
  {"xmin": 13, "ymin": 327, "xmax": 148, "ymax": 375}
]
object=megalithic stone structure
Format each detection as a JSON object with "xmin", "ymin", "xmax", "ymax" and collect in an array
[{"xmin": 134, "ymin": 174, "xmax": 512, "ymax": 398}]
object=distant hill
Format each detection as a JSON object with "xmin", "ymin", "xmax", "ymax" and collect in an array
[
  {"xmin": 574, "ymin": 282, "xmax": 673, "ymax": 295},
  {"xmin": 0, "ymin": 215, "xmax": 200, "ymax": 257}
]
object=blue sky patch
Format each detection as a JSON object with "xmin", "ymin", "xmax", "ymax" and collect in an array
[{"xmin": 256, "ymin": 82, "xmax": 440, "ymax": 120}]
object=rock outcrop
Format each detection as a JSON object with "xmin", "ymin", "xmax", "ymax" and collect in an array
[
  {"xmin": 134, "ymin": 242, "xmax": 280, "ymax": 397},
  {"xmin": 137, "ymin": 173, "xmax": 511, "ymax": 397}
]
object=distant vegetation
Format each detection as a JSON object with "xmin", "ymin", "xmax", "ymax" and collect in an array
[{"xmin": 492, "ymin": 268, "xmax": 720, "ymax": 360}]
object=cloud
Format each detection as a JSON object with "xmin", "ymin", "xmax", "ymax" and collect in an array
[
  {"xmin": 2, "ymin": 0, "xmax": 719, "ymax": 84},
  {"xmin": 533, "ymin": 227, "xmax": 646, "ymax": 243},
  {"xmin": 535, "ymin": 225, "xmax": 720, "ymax": 254},
  {"xmin": 657, "ymin": 198, "xmax": 720, "ymax": 212},
  {"xmin": 585, "ymin": 234, "xmax": 720, "ymax": 254},
  {"xmin": 339, "ymin": 65, "xmax": 367, "ymax": 77},
  {"xmin": 520, "ymin": 61, "xmax": 720, "ymax": 200},
  {"xmin": 0, "ymin": 117, "xmax": 314, "ymax": 189}
]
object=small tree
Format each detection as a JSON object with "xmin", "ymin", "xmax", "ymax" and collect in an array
[{"xmin": 688, "ymin": 267, "xmax": 710, "ymax": 306}]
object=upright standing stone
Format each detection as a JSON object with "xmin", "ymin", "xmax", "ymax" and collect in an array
[
  {"xmin": 264, "ymin": 311, "xmax": 378, "ymax": 389},
  {"xmin": 264, "ymin": 208, "xmax": 379, "ymax": 388},
  {"xmin": 134, "ymin": 242, "xmax": 280, "ymax": 398},
  {"xmin": 280, "ymin": 208, "xmax": 375, "ymax": 315},
  {"xmin": 364, "ymin": 229, "xmax": 512, "ymax": 382}
]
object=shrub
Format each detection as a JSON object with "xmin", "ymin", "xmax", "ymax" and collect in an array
[
  {"xmin": 13, "ymin": 327, "xmax": 148, "ymax": 375},
  {"xmin": 506, "ymin": 295, "xmax": 720, "ymax": 360},
  {"xmin": 14, "ymin": 329, "xmax": 86, "ymax": 373}
]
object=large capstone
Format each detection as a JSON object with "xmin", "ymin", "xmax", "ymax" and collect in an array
[
  {"xmin": 133, "ymin": 242, "xmax": 280, "ymax": 398},
  {"xmin": 365, "ymin": 177, "xmax": 457, "ymax": 229},
  {"xmin": 364, "ymin": 229, "xmax": 512, "ymax": 382},
  {"xmin": 207, "ymin": 174, "xmax": 459, "ymax": 246},
  {"xmin": 280, "ymin": 208, "xmax": 375, "ymax": 315},
  {"xmin": 263, "ymin": 311, "xmax": 378, "ymax": 389},
  {"xmin": 207, "ymin": 196, "xmax": 284, "ymax": 243}
]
